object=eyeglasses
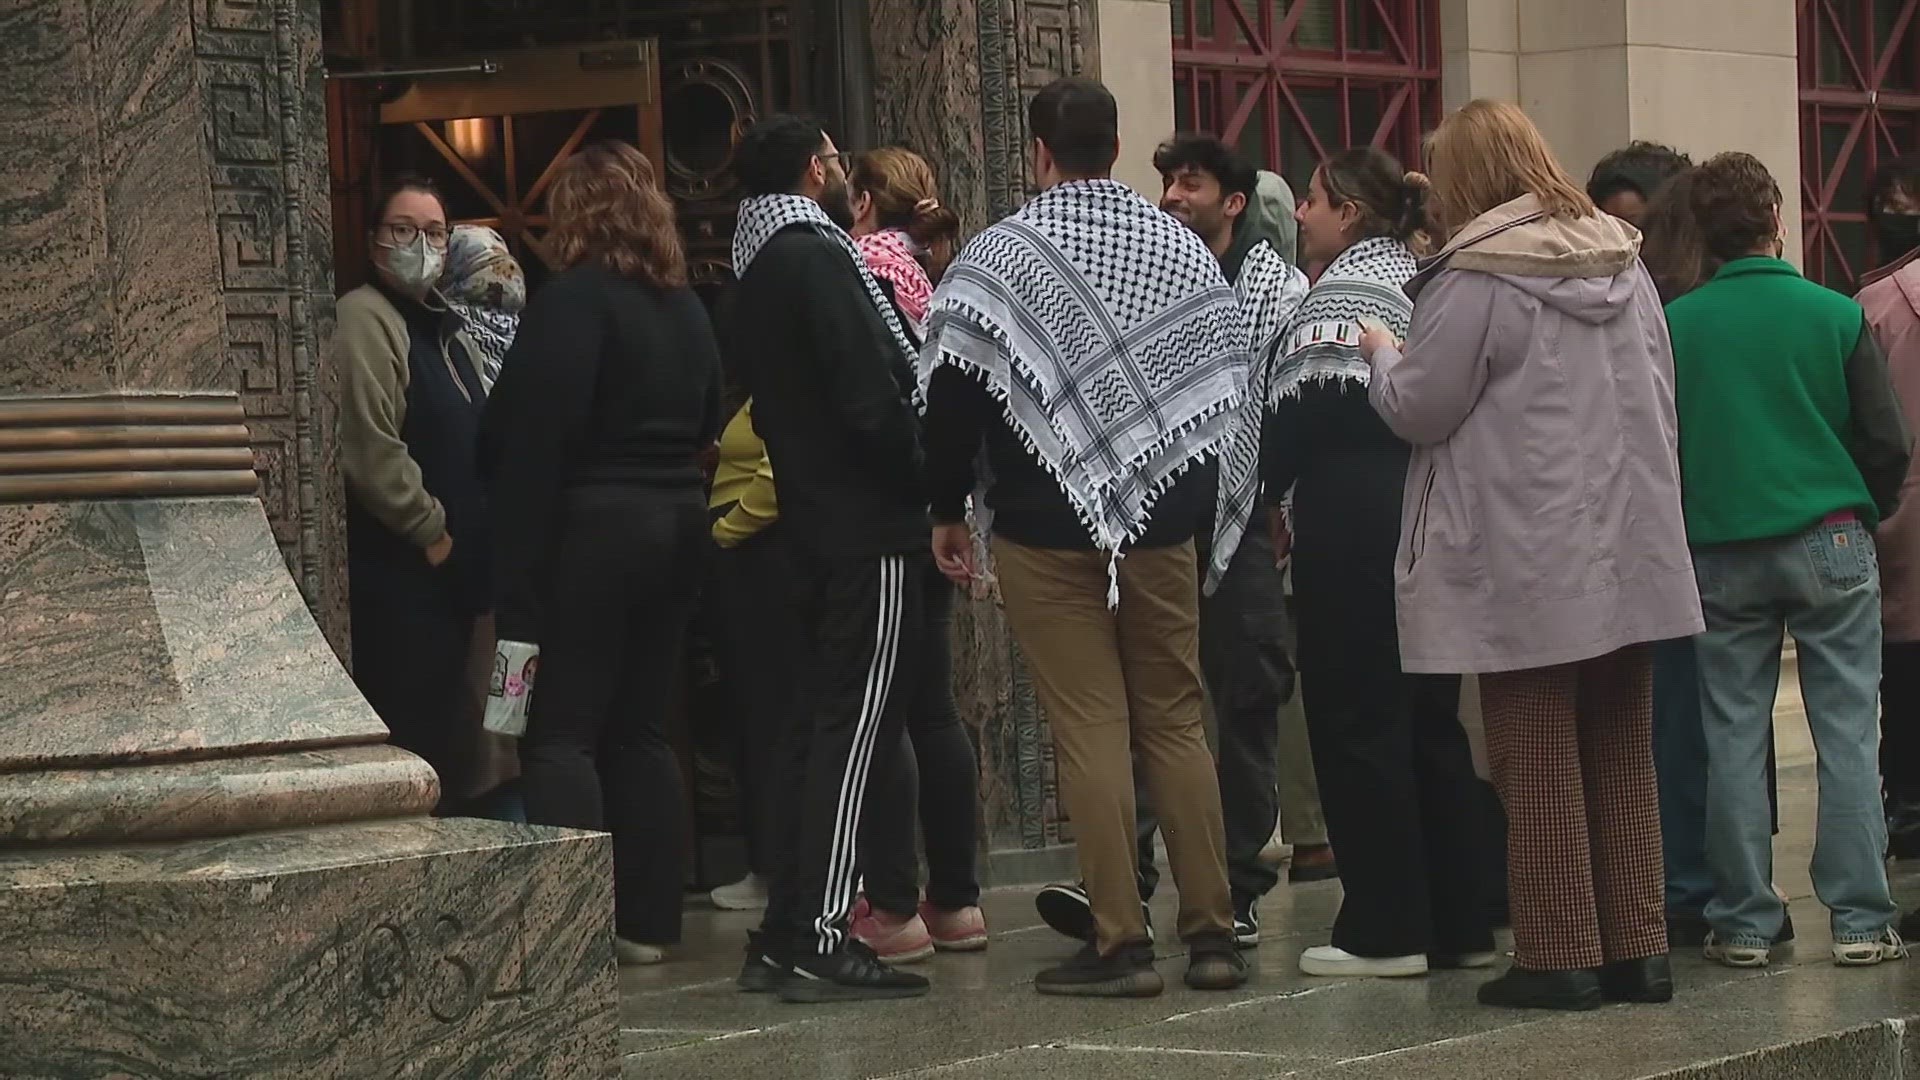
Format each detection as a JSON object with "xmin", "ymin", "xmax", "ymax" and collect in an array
[{"xmin": 376, "ymin": 222, "xmax": 452, "ymax": 248}]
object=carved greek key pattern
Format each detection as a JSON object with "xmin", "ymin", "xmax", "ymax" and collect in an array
[{"xmin": 190, "ymin": 0, "xmax": 348, "ymax": 656}]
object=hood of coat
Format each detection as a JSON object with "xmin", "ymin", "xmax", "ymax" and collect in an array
[
  {"xmin": 1411, "ymin": 193, "xmax": 1645, "ymax": 325},
  {"xmin": 1861, "ymin": 247, "xmax": 1920, "ymax": 318},
  {"xmin": 1223, "ymin": 170, "xmax": 1301, "ymax": 278}
]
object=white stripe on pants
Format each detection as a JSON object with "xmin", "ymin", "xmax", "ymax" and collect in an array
[{"xmin": 812, "ymin": 555, "xmax": 906, "ymax": 953}]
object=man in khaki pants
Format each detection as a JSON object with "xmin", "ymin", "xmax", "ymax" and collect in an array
[{"xmin": 919, "ymin": 77, "xmax": 1256, "ymax": 997}]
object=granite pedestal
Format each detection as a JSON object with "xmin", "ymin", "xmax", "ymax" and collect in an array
[
  {"xmin": 0, "ymin": 1, "xmax": 616, "ymax": 1073},
  {"xmin": 0, "ymin": 493, "xmax": 618, "ymax": 1077}
]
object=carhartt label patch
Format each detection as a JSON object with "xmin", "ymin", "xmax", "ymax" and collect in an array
[{"xmin": 1835, "ymin": 532, "xmax": 1851, "ymax": 547}]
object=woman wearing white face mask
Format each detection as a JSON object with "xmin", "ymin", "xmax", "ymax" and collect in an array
[{"xmin": 336, "ymin": 174, "xmax": 504, "ymax": 817}]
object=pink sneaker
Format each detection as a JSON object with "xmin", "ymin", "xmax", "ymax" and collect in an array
[
  {"xmin": 849, "ymin": 896, "xmax": 934, "ymax": 963},
  {"xmin": 921, "ymin": 901, "xmax": 989, "ymax": 952}
]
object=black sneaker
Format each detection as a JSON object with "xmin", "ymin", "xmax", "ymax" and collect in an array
[
  {"xmin": 1232, "ymin": 897, "xmax": 1261, "ymax": 949},
  {"xmin": 1034, "ymin": 882, "xmax": 1155, "ymax": 943},
  {"xmin": 1186, "ymin": 933, "xmax": 1251, "ymax": 990},
  {"xmin": 778, "ymin": 941, "xmax": 930, "ymax": 1004},
  {"xmin": 1035, "ymin": 940, "xmax": 1163, "ymax": 998},
  {"xmin": 736, "ymin": 932, "xmax": 790, "ymax": 993},
  {"xmin": 1776, "ymin": 911, "xmax": 1796, "ymax": 945}
]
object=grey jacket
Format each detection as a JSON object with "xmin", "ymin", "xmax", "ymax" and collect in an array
[{"xmin": 1367, "ymin": 194, "xmax": 1704, "ymax": 674}]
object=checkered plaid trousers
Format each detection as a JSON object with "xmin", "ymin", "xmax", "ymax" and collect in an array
[{"xmin": 1480, "ymin": 646, "xmax": 1669, "ymax": 971}]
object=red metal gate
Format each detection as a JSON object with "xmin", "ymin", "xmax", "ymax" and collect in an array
[
  {"xmin": 1171, "ymin": 0, "xmax": 1441, "ymax": 195},
  {"xmin": 1798, "ymin": 0, "xmax": 1920, "ymax": 289}
]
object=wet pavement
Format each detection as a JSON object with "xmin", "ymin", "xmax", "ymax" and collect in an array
[{"xmin": 620, "ymin": 762, "xmax": 1920, "ymax": 1078}]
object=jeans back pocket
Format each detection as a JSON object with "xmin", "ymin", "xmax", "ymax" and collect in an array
[{"xmin": 1803, "ymin": 518, "xmax": 1875, "ymax": 591}]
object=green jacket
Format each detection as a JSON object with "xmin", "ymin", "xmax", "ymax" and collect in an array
[{"xmin": 1665, "ymin": 256, "xmax": 1910, "ymax": 545}]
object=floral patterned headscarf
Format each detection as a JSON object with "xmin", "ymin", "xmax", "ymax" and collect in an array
[{"xmin": 440, "ymin": 224, "xmax": 525, "ymax": 385}]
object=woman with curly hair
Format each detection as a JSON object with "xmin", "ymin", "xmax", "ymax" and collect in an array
[{"xmin": 481, "ymin": 140, "xmax": 722, "ymax": 965}]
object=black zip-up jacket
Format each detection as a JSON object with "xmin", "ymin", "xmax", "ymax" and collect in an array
[
  {"xmin": 721, "ymin": 224, "xmax": 927, "ymax": 557},
  {"xmin": 923, "ymin": 366, "xmax": 1208, "ymax": 550}
]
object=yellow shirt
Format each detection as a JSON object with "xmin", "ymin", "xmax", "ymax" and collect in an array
[{"xmin": 709, "ymin": 400, "xmax": 778, "ymax": 547}]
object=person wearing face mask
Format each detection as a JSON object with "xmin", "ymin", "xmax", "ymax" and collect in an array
[
  {"xmin": 1858, "ymin": 152, "xmax": 1920, "ymax": 865},
  {"xmin": 336, "ymin": 174, "xmax": 498, "ymax": 816}
]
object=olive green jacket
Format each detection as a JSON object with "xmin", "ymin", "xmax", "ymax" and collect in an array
[{"xmin": 334, "ymin": 283, "xmax": 486, "ymax": 546}]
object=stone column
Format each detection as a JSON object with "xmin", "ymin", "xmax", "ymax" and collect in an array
[
  {"xmin": 0, "ymin": 2, "xmax": 614, "ymax": 1075},
  {"xmin": 1095, "ymin": 0, "xmax": 1177, "ymax": 199},
  {"xmin": 1439, "ymin": 0, "xmax": 1803, "ymax": 261},
  {"xmin": 869, "ymin": 0, "xmax": 1101, "ymax": 878}
]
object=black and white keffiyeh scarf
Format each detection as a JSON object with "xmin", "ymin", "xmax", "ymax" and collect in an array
[
  {"xmin": 920, "ymin": 179, "xmax": 1256, "ymax": 600},
  {"xmin": 1237, "ymin": 239, "xmax": 1310, "ymax": 365},
  {"xmin": 733, "ymin": 194, "xmax": 920, "ymax": 396},
  {"xmin": 1266, "ymin": 236, "xmax": 1417, "ymax": 407},
  {"xmin": 1208, "ymin": 238, "xmax": 1309, "ymax": 588}
]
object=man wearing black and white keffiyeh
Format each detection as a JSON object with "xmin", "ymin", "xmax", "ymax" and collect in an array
[
  {"xmin": 919, "ymin": 77, "xmax": 1253, "ymax": 998},
  {"xmin": 1025, "ymin": 134, "xmax": 1314, "ymax": 964},
  {"xmin": 720, "ymin": 115, "xmax": 937, "ymax": 1005}
]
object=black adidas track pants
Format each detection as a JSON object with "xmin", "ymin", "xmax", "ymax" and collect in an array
[{"xmin": 759, "ymin": 550, "xmax": 932, "ymax": 956}]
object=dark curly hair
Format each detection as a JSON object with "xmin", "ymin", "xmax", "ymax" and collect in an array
[
  {"xmin": 1588, "ymin": 141, "xmax": 1692, "ymax": 209},
  {"xmin": 1689, "ymin": 152, "xmax": 1784, "ymax": 264},
  {"xmin": 1152, "ymin": 133, "xmax": 1258, "ymax": 202}
]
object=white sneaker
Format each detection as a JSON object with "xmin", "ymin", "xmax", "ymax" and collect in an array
[
  {"xmin": 1703, "ymin": 931, "xmax": 1770, "ymax": 968},
  {"xmin": 615, "ymin": 937, "xmax": 667, "ymax": 966},
  {"xmin": 710, "ymin": 872, "xmax": 770, "ymax": 911},
  {"xmin": 1299, "ymin": 945, "xmax": 1428, "ymax": 978},
  {"xmin": 1833, "ymin": 928, "xmax": 1909, "ymax": 967}
]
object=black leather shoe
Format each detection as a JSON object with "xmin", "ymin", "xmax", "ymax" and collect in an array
[
  {"xmin": 1598, "ymin": 954, "xmax": 1673, "ymax": 1003},
  {"xmin": 736, "ymin": 932, "xmax": 790, "ymax": 993},
  {"xmin": 1036, "ymin": 940, "xmax": 1164, "ymax": 997},
  {"xmin": 1477, "ymin": 966, "xmax": 1602, "ymax": 1011},
  {"xmin": 778, "ymin": 942, "xmax": 930, "ymax": 1003}
]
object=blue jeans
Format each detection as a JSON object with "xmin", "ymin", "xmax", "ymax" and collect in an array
[
  {"xmin": 1693, "ymin": 519, "xmax": 1896, "ymax": 948},
  {"xmin": 1652, "ymin": 638, "xmax": 1714, "ymax": 917}
]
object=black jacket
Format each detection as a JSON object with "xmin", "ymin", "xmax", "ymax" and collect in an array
[
  {"xmin": 923, "ymin": 365, "xmax": 1208, "ymax": 551},
  {"xmin": 480, "ymin": 262, "xmax": 722, "ymax": 641},
  {"xmin": 721, "ymin": 225, "xmax": 927, "ymax": 557}
]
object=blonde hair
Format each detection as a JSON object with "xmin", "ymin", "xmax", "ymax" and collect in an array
[{"xmin": 1426, "ymin": 100, "xmax": 1593, "ymax": 235}]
